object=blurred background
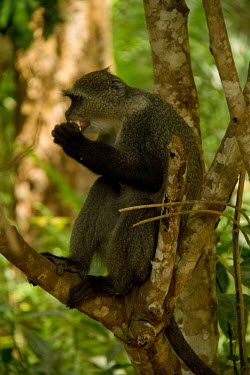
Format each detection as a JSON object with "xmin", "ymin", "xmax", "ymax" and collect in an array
[{"xmin": 0, "ymin": 0, "xmax": 250, "ymax": 374}]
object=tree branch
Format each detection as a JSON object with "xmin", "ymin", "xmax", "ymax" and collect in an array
[
  {"xmin": 0, "ymin": 207, "xmax": 128, "ymax": 333},
  {"xmin": 141, "ymin": 136, "xmax": 187, "ymax": 317},
  {"xmin": 167, "ymin": 33, "xmax": 250, "ymax": 311},
  {"xmin": 143, "ymin": 0, "xmax": 203, "ymax": 162},
  {"xmin": 167, "ymin": 118, "xmax": 242, "ymax": 311},
  {"xmin": 202, "ymin": 0, "xmax": 250, "ymax": 177},
  {"xmin": 232, "ymin": 168, "xmax": 249, "ymax": 375}
]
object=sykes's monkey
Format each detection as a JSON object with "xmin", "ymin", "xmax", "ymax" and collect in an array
[{"xmin": 43, "ymin": 69, "xmax": 202, "ymax": 307}]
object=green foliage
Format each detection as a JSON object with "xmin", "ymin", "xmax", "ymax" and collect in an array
[
  {"xmin": 41, "ymin": 0, "xmax": 62, "ymax": 39},
  {"xmin": 0, "ymin": 0, "xmax": 62, "ymax": 48},
  {"xmin": 0, "ymin": 0, "xmax": 37, "ymax": 48},
  {"xmin": 30, "ymin": 152, "xmax": 84, "ymax": 213},
  {"xmin": 218, "ymin": 294, "xmax": 250, "ymax": 340},
  {"xmin": 215, "ymin": 198, "xmax": 250, "ymax": 371},
  {"xmin": 228, "ymin": 258, "xmax": 250, "ymax": 289},
  {"xmin": 0, "ymin": 68, "xmax": 16, "ymax": 212},
  {"xmin": 112, "ymin": 0, "xmax": 153, "ymax": 91}
]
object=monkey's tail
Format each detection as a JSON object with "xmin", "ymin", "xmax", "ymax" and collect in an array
[{"xmin": 165, "ymin": 319, "xmax": 217, "ymax": 375}]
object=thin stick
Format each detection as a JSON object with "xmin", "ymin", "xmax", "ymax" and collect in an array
[
  {"xmin": 119, "ymin": 200, "xmax": 250, "ymax": 226},
  {"xmin": 232, "ymin": 169, "xmax": 249, "ymax": 375},
  {"xmin": 132, "ymin": 209, "xmax": 250, "ymax": 248}
]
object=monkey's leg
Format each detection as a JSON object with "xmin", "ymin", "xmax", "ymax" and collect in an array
[
  {"xmin": 106, "ymin": 203, "xmax": 160, "ymax": 290},
  {"xmin": 39, "ymin": 191, "xmax": 100, "ymax": 277},
  {"xmin": 66, "ymin": 200, "xmax": 159, "ymax": 308},
  {"xmin": 40, "ymin": 176, "xmax": 120, "ymax": 279}
]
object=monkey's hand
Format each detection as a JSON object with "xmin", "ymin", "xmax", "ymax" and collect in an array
[
  {"xmin": 52, "ymin": 122, "xmax": 86, "ymax": 160},
  {"xmin": 41, "ymin": 252, "xmax": 86, "ymax": 277}
]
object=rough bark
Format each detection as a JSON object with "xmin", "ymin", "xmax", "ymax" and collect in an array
[
  {"xmin": 143, "ymin": 0, "xmax": 202, "ymax": 153},
  {"xmin": 143, "ymin": 0, "xmax": 218, "ymax": 372},
  {"xmin": 202, "ymin": 0, "xmax": 250, "ymax": 177},
  {"xmin": 176, "ymin": 233, "xmax": 218, "ymax": 372},
  {"xmin": 14, "ymin": 0, "xmax": 113, "ymax": 232}
]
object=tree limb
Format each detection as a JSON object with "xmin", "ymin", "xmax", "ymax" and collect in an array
[
  {"xmin": 202, "ymin": 0, "xmax": 250, "ymax": 177},
  {"xmin": 167, "ymin": 43, "xmax": 250, "ymax": 312},
  {"xmin": 0, "ymin": 207, "xmax": 127, "ymax": 332}
]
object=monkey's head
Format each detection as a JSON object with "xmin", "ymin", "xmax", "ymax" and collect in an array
[{"xmin": 63, "ymin": 69, "xmax": 132, "ymax": 133}]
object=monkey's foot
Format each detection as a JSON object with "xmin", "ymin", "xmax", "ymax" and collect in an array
[
  {"xmin": 67, "ymin": 276, "xmax": 113, "ymax": 309},
  {"xmin": 41, "ymin": 252, "xmax": 83, "ymax": 276}
]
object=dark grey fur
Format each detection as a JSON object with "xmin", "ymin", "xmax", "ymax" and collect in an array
[{"xmin": 43, "ymin": 69, "xmax": 202, "ymax": 307}]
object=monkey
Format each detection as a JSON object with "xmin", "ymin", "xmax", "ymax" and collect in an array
[
  {"xmin": 39, "ymin": 69, "xmax": 218, "ymax": 375},
  {"xmin": 41, "ymin": 68, "xmax": 202, "ymax": 307}
]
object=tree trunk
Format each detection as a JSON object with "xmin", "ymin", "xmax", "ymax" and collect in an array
[
  {"xmin": 176, "ymin": 233, "xmax": 218, "ymax": 372},
  {"xmin": 14, "ymin": 0, "xmax": 113, "ymax": 232},
  {"xmin": 143, "ymin": 0, "xmax": 218, "ymax": 372}
]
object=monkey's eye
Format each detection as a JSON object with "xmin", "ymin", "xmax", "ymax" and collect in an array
[{"xmin": 69, "ymin": 95, "xmax": 82, "ymax": 104}]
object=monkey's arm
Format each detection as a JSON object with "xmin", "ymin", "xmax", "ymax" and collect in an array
[{"xmin": 52, "ymin": 122, "xmax": 163, "ymax": 192}]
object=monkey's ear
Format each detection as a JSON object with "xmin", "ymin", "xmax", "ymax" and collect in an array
[{"xmin": 103, "ymin": 66, "xmax": 113, "ymax": 73}]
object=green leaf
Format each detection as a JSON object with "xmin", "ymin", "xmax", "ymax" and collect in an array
[
  {"xmin": 106, "ymin": 341, "xmax": 124, "ymax": 362},
  {"xmin": 216, "ymin": 261, "xmax": 229, "ymax": 293},
  {"xmin": 0, "ymin": 0, "xmax": 12, "ymax": 30},
  {"xmin": 228, "ymin": 257, "xmax": 250, "ymax": 289},
  {"xmin": 1, "ymin": 348, "xmax": 13, "ymax": 363},
  {"xmin": 23, "ymin": 330, "xmax": 53, "ymax": 361},
  {"xmin": 217, "ymin": 293, "xmax": 250, "ymax": 339},
  {"xmin": 217, "ymin": 294, "xmax": 237, "ymax": 339}
]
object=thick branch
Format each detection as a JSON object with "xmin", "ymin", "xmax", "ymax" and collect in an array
[
  {"xmin": 202, "ymin": 0, "xmax": 250, "ymax": 176},
  {"xmin": 142, "ymin": 136, "xmax": 187, "ymax": 317},
  {"xmin": 143, "ymin": 0, "xmax": 203, "ymax": 158},
  {"xmin": 167, "ymin": 118, "xmax": 242, "ymax": 311},
  {"xmin": 0, "ymin": 208, "xmax": 128, "ymax": 334},
  {"xmin": 125, "ymin": 333, "xmax": 181, "ymax": 375}
]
